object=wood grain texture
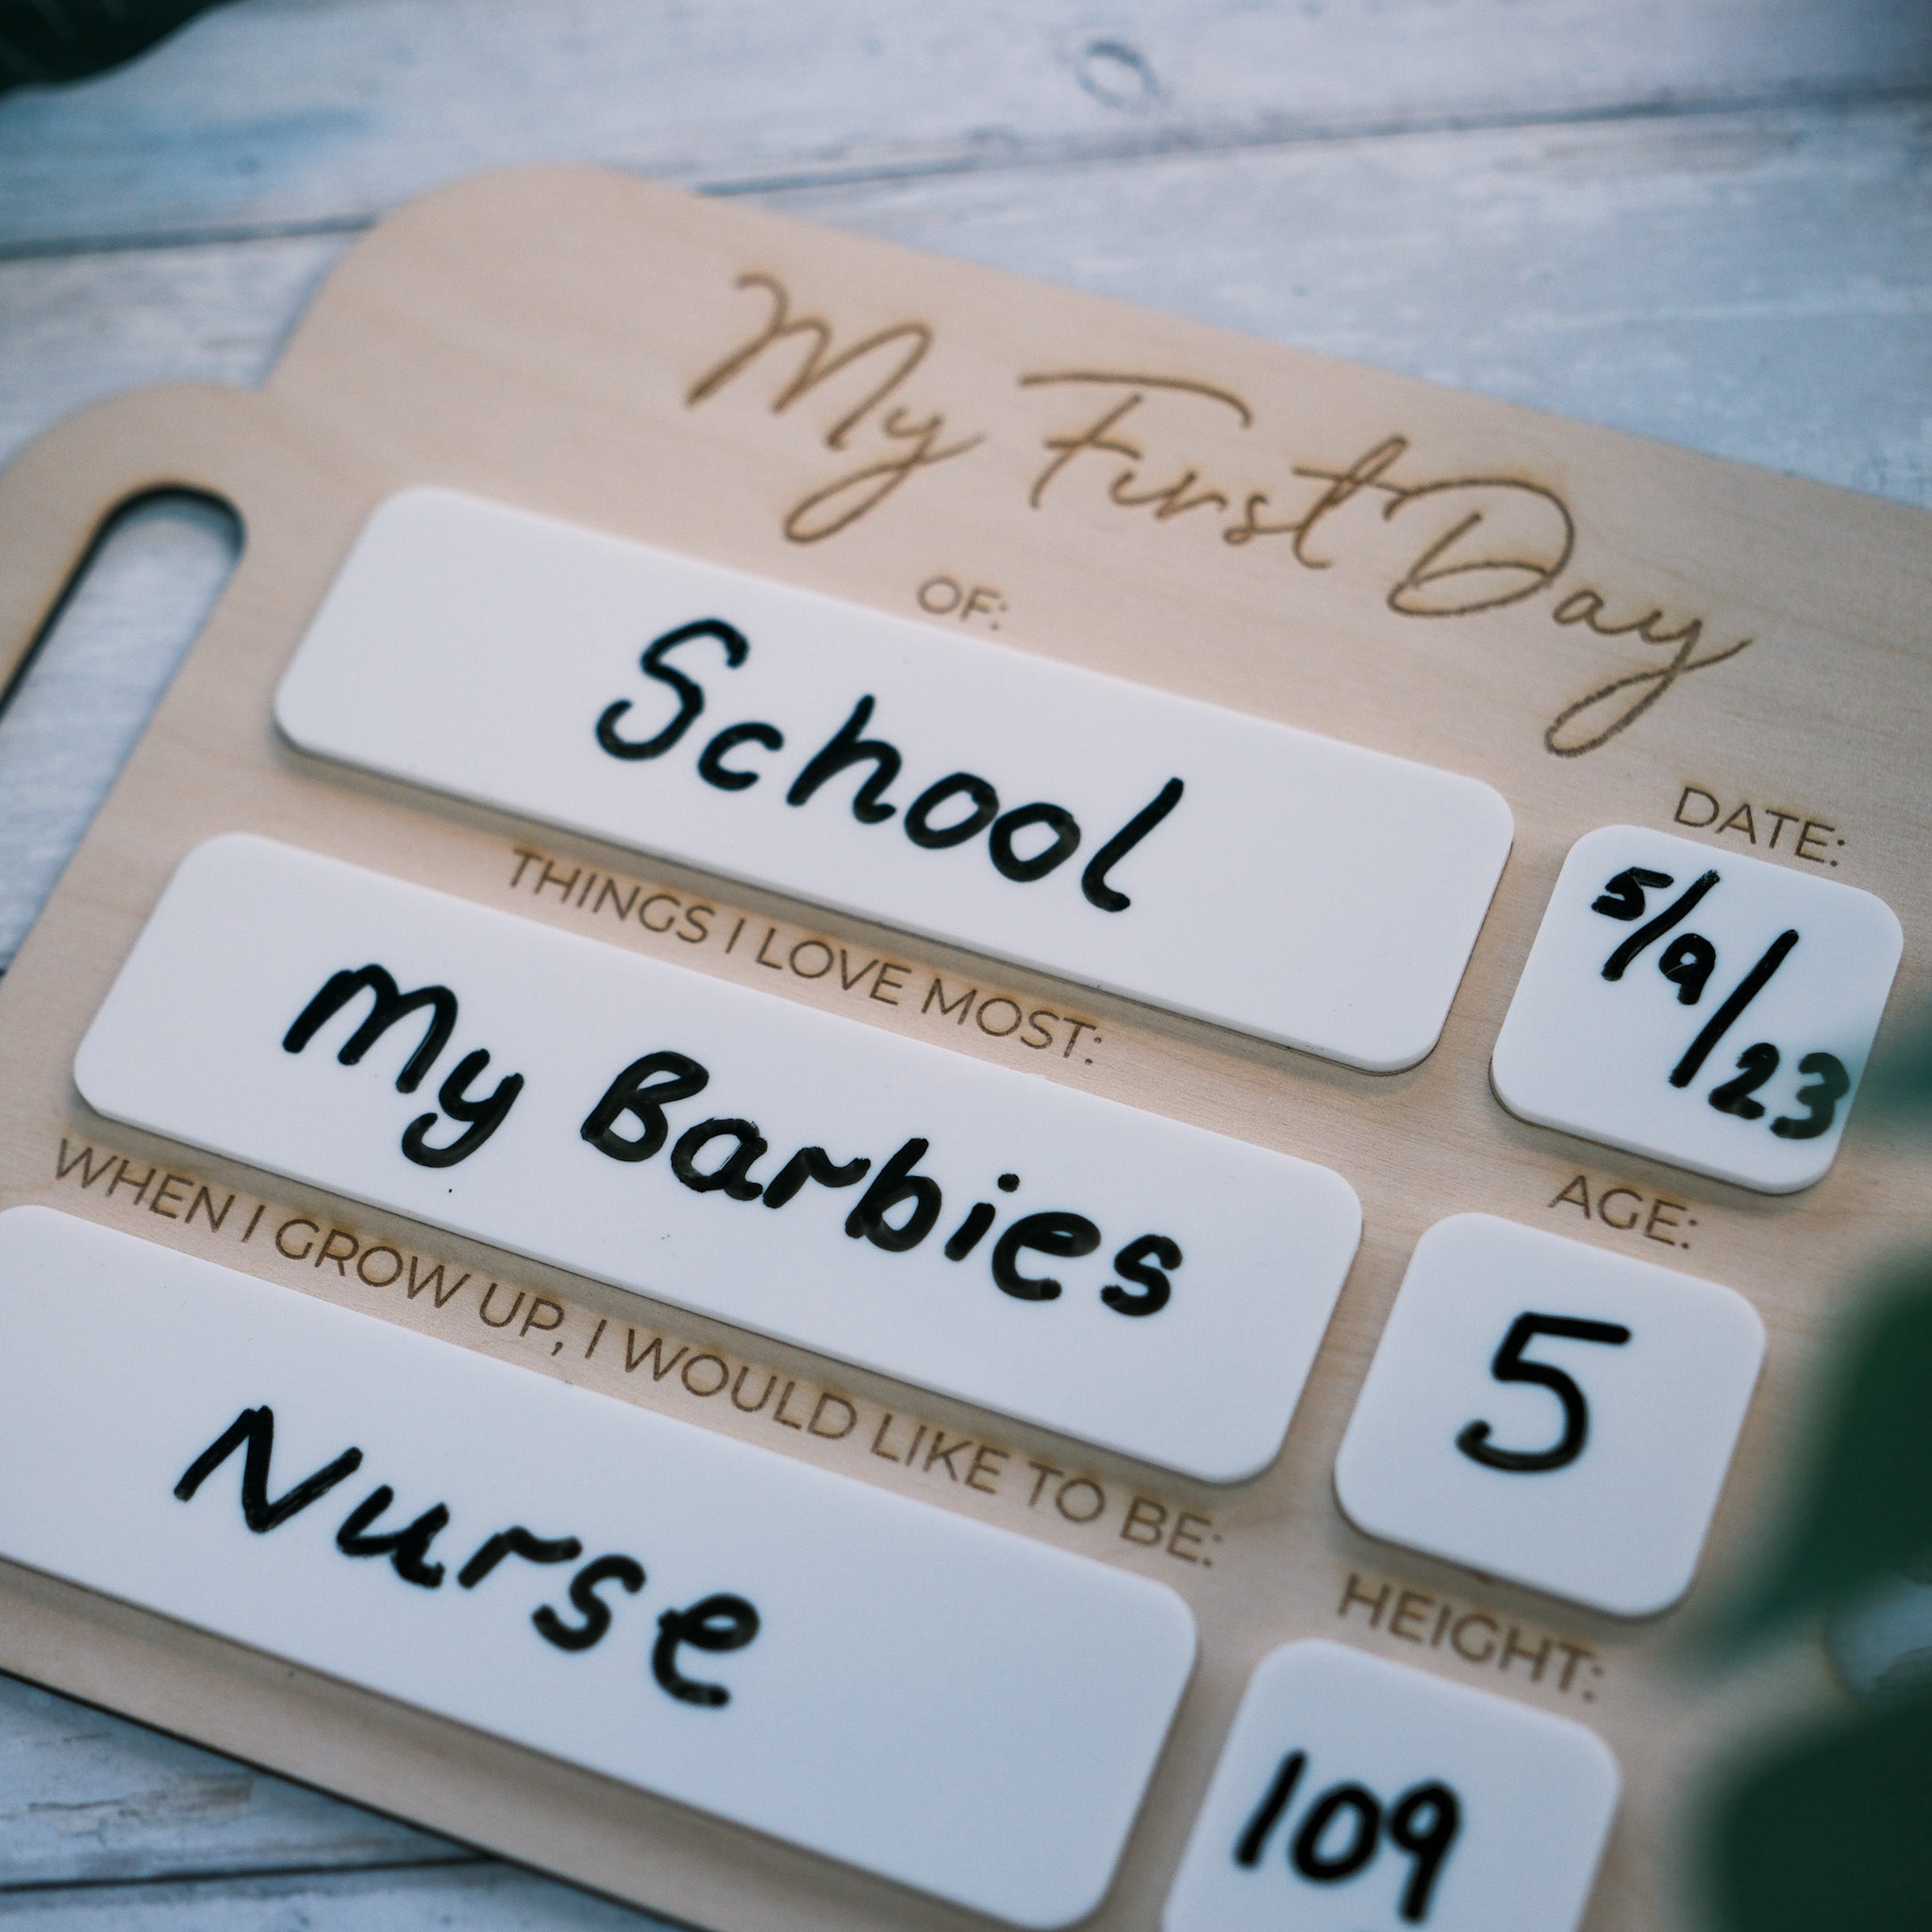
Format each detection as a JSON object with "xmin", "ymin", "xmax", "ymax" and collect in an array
[
  {"xmin": 0, "ymin": 164, "xmax": 1927, "ymax": 1932},
  {"xmin": 0, "ymin": 1860, "xmax": 655, "ymax": 1929},
  {"xmin": 0, "ymin": 1671, "xmax": 468, "ymax": 1889},
  {"xmin": 7, "ymin": 102, "xmax": 1927, "ymax": 493},
  {"xmin": 0, "ymin": 2, "xmax": 1927, "ymax": 1926},
  {"xmin": 0, "ymin": 238, "xmax": 344, "ymax": 472},
  {"xmin": 3, "ymin": 0, "xmax": 1926, "ymax": 255}
]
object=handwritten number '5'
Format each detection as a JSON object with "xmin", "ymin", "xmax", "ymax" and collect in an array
[{"xmin": 1456, "ymin": 1313, "xmax": 1632, "ymax": 1474}]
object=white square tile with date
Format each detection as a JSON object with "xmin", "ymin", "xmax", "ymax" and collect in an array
[
  {"xmin": 1163, "ymin": 1640, "xmax": 1618, "ymax": 1932},
  {"xmin": 1334, "ymin": 1214, "xmax": 1765, "ymax": 1617},
  {"xmin": 1491, "ymin": 825, "xmax": 1902, "ymax": 1191}
]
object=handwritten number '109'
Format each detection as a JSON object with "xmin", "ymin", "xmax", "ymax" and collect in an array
[
  {"xmin": 1456, "ymin": 1313, "xmax": 1631, "ymax": 1474},
  {"xmin": 1234, "ymin": 1748, "xmax": 1462, "ymax": 1923}
]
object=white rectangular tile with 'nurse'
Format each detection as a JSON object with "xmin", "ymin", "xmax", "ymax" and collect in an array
[
  {"xmin": 273, "ymin": 489, "xmax": 1513, "ymax": 1072},
  {"xmin": 0, "ymin": 1208, "xmax": 1196, "ymax": 1928},
  {"xmin": 74, "ymin": 836, "xmax": 1362, "ymax": 1482}
]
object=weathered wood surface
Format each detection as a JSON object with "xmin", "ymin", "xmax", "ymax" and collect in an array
[
  {"xmin": 0, "ymin": 0, "xmax": 1926, "ymax": 1924},
  {"xmin": 0, "ymin": 1672, "xmax": 468, "ymax": 1888},
  {"xmin": 7, "ymin": 103, "xmax": 1932, "ymax": 494},
  {"xmin": 0, "ymin": 1857, "xmax": 656, "ymax": 1932},
  {"xmin": 6, "ymin": 0, "xmax": 1927, "ymax": 255}
]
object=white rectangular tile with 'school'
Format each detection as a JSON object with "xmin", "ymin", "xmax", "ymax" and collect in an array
[
  {"xmin": 0, "ymin": 1208, "xmax": 1196, "ymax": 1929},
  {"xmin": 74, "ymin": 836, "xmax": 1363, "ymax": 1482},
  {"xmin": 273, "ymin": 489, "xmax": 1514, "ymax": 1072}
]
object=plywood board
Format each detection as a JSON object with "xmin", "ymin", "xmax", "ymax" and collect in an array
[{"xmin": 0, "ymin": 166, "xmax": 1927, "ymax": 1932}]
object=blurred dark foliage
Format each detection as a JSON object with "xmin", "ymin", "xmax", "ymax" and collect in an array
[
  {"xmin": 1706, "ymin": 1680, "xmax": 1932, "ymax": 1932},
  {"xmin": 1703, "ymin": 1266, "xmax": 1932, "ymax": 1657},
  {"xmin": 1862, "ymin": 996, "xmax": 1932, "ymax": 1125},
  {"xmin": 0, "ymin": 0, "xmax": 233, "ymax": 94},
  {"xmin": 1698, "ymin": 1012, "xmax": 1932, "ymax": 1932}
]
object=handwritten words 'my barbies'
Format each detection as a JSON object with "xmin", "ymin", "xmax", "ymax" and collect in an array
[{"xmin": 684, "ymin": 271, "xmax": 1757, "ymax": 759}]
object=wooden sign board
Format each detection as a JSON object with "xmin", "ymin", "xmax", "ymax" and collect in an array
[{"xmin": 0, "ymin": 166, "xmax": 1927, "ymax": 1932}]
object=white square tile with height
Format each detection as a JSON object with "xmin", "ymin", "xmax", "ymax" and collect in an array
[{"xmin": 1163, "ymin": 1640, "xmax": 1619, "ymax": 1932}]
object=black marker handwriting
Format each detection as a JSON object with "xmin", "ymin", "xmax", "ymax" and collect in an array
[
  {"xmin": 595, "ymin": 620, "xmax": 1185, "ymax": 915},
  {"xmin": 284, "ymin": 967, "xmax": 525, "ymax": 1167},
  {"xmin": 579, "ymin": 1048, "xmax": 1181, "ymax": 1317},
  {"xmin": 175, "ymin": 1404, "xmax": 758, "ymax": 1707}
]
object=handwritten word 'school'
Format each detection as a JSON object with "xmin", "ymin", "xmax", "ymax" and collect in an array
[{"xmin": 594, "ymin": 617, "xmax": 1184, "ymax": 914}]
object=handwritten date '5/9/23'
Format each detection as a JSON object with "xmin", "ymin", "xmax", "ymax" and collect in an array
[
  {"xmin": 1491, "ymin": 825, "xmax": 1902, "ymax": 1193},
  {"xmin": 1589, "ymin": 864, "xmax": 1845, "ymax": 1139}
]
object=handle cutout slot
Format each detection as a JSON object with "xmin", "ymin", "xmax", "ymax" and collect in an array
[{"xmin": 0, "ymin": 488, "xmax": 240, "ymax": 971}]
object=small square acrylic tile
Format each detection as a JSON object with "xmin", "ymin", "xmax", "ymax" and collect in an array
[
  {"xmin": 1491, "ymin": 825, "xmax": 1902, "ymax": 1191},
  {"xmin": 1334, "ymin": 1213, "xmax": 1765, "ymax": 1617},
  {"xmin": 1163, "ymin": 1639, "xmax": 1618, "ymax": 1932}
]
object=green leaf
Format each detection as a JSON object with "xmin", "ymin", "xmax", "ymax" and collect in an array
[
  {"xmin": 1698, "ymin": 1260, "xmax": 1932, "ymax": 1657},
  {"xmin": 0, "ymin": 1, "xmax": 233, "ymax": 95},
  {"xmin": 1864, "ymin": 1000, "xmax": 1932, "ymax": 1126},
  {"xmin": 1701, "ymin": 1679, "xmax": 1932, "ymax": 1932}
]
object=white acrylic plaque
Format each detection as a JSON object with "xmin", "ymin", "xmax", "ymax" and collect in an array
[
  {"xmin": 1163, "ymin": 1641, "xmax": 1618, "ymax": 1932},
  {"xmin": 74, "ymin": 835, "xmax": 1362, "ymax": 1481},
  {"xmin": 0, "ymin": 1208, "xmax": 1195, "ymax": 1927},
  {"xmin": 1492, "ymin": 825, "xmax": 1903, "ymax": 1191},
  {"xmin": 274, "ymin": 489, "xmax": 1513, "ymax": 1071},
  {"xmin": 1334, "ymin": 1214, "xmax": 1766, "ymax": 1616}
]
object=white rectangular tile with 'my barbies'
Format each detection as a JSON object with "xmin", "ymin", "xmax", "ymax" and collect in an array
[
  {"xmin": 273, "ymin": 489, "xmax": 1514, "ymax": 1073},
  {"xmin": 74, "ymin": 835, "xmax": 1363, "ymax": 1482},
  {"xmin": 0, "ymin": 1208, "xmax": 1196, "ymax": 1929}
]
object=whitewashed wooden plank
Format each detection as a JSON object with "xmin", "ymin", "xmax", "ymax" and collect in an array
[
  {"xmin": 1, "ymin": 0, "xmax": 1927, "ymax": 253},
  {"xmin": 0, "ymin": 1671, "xmax": 467, "ymax": 1889},
  {"xmin": 3, "ymin": 103, "xmax": 1924, "ymax": 500},
  {"xmin": 779, "ymin": 101, "xmax": 1932, "ymax": 509},
  {"xmin": 0, "ymin": 235, "xmax": 344, "ymax": 470},
  {"xmin": 0, "ymin": 1860, "xmax": 674, "ymax": 1928}
]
